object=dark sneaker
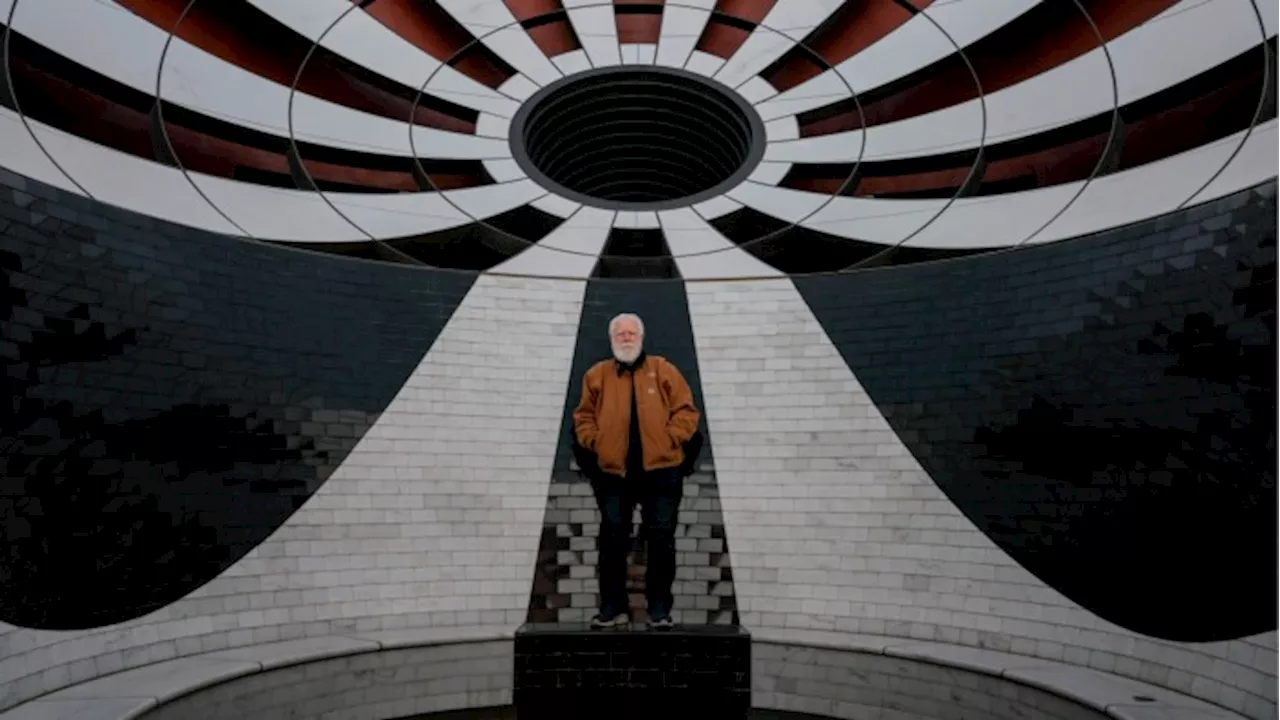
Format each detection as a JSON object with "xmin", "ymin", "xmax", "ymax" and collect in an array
[
  {"xmin": 648, "ymin": 611, "xmax": 674, "ymax": 630},
  {"xmin": 590, "ymin": 609, "xmax": 628, "ymax": 629}
]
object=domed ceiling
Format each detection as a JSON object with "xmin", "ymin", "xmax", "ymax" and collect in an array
[{"xmin": 0, "ymin": 0, "xmax": 1274, "ymax": 279}]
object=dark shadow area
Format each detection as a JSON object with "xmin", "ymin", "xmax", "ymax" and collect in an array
[
  {"xmin": 511, "ymin": 66, "xmax": 765, "ymax": 210},
  {"xmin": 794, "ymin": 182, "xmax": 1277, "ymax": 642}
]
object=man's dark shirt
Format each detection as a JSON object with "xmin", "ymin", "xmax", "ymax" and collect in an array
[{"xmin": 618, "ymin": 352, "xmax": 647, "ymax": 477}]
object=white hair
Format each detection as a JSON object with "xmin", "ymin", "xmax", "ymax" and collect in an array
[{"xmin": 608, "ymin": 313, "xmax": 644, "ymax": 338}]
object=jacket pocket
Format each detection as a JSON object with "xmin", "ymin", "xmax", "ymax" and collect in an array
[
  {"xmin": 665, "ymin": 427, "xmax": 680, "ymax": 450},
  {"xmin": 650, "ymin": 426, "xmax": 682, "ymax": 468}
]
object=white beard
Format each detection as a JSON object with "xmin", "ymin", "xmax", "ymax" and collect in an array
[{"xmin": 612, "ymin": 344, "xmax": 641, "ymax": 364}]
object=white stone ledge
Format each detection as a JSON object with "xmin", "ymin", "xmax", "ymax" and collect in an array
[
  {"xmin": 0, "ymin": 627, "xmax": 512, "ymax": 720},
  {"xmin": 751, "ymin": 630, "xmax": 1250, "ymax": 720}
]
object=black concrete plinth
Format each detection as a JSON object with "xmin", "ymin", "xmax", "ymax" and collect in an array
[{"xmin": 514, "ymin": 623, "xmax": 750, "ymax": 719}]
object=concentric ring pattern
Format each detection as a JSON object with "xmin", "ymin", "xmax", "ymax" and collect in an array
[
  {"xmin": 0, "ymin": 2, "xmax": 1276, "ymax": 720},
  {"xmin": 0, "ymin": 0, "xmax": 1274, "ymax": 278}
]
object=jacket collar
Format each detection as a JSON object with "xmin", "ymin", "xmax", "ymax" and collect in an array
[{"xmin": 615, "ymin": 351, "xmax": 647, "ymax": 376}]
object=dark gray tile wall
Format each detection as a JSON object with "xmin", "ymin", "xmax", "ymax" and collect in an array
[{"xmin": 0, "ymin": 169, "xmax": 475, "ymax": 630}]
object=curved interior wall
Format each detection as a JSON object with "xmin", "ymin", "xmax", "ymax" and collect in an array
[{"xmin": 0, "ymin": 166, "xmax": 1274, "ymax": 719}]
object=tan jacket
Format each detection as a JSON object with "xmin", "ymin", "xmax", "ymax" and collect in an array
[{"xmin": 572, "ymin": 355, "xmax": 701, "ymax": 477}]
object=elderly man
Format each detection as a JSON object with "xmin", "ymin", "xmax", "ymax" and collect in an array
[{"xmin": 572, "ymin": 313, "xmax": 701, "ymax": 629}]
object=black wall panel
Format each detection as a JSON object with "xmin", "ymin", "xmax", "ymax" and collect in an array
[
  {"xmin": 0, "ymin": 169, "xmax": 475, "ymax": 630},
  {"xmin": 794, "ymin": 182, "xmax": 1277, "ymax": 642}
]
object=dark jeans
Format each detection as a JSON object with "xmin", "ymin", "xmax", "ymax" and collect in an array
[{"xmin": 591, "ymin": 466, "xmax": 683, "ymax": 616}]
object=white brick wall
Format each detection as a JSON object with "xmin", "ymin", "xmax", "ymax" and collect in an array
[
  {"xmin": 684, "ymin": 278, "xmax": 1278, "ymax": 720},
  {"xmin": 0, "ymin": 275, "xmax": 584, "ymax": 712}
]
